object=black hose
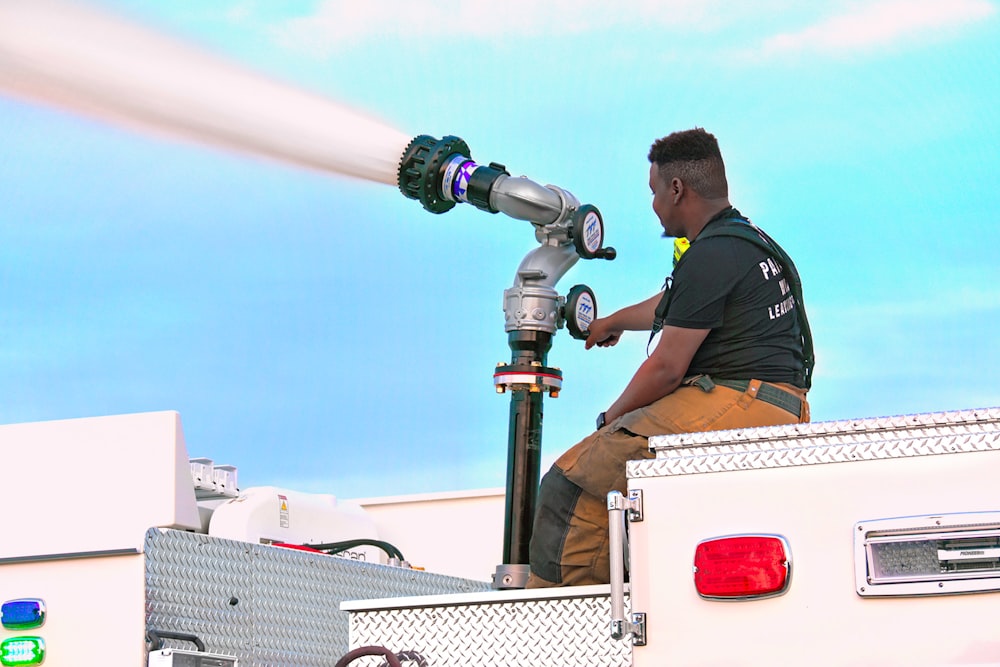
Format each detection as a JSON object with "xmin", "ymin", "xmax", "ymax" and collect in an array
[
  {"xmin": 334, "ymin": 645, "xmax": 403, "ymax": 667},
  {"xmin": 306, "ymin": 538, "xmax": 405, "ymax": 561}
]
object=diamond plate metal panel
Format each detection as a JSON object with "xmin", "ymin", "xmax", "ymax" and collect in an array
[
  {"xmin": 348, "ymin": 593, "xmax": 631, "ymax": 667},
  {"xmin": 633, "ymin": 407, "xmax": 1000, "ymax": 478},
  {"xmin": 650, "ymin": 407, "xmax": 1000, "ymax": 450},
  {"xmin": 145, "ymin": 529, "xmax": 491, "ymax": 666}
]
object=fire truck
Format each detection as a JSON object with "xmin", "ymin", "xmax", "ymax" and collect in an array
[{"xmin": 2, "ymin": 406, "xmax": 1000, "ymax": 666}]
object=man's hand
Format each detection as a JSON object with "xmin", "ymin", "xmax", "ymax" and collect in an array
[
  {"xmin": 585, "ymin": 317, "xmax": 623, "ymax": 349},
  {"xmin": 585, "ymin": 292, "xmax": 663, "ymax": 350}
]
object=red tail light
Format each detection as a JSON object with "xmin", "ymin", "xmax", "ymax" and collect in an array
[{"xmin": 694, "ymin": 535, "xmax": 791, "ymax": 599}]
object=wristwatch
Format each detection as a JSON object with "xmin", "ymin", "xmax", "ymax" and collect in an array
[{"xmin": 596, "ymin": 411, "xmax": 608, "ymax": 430}]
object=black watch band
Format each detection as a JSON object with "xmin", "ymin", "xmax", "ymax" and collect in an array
[{"xmin": 596, "ymin": 411, "xmax": 607, "ymax": 430}]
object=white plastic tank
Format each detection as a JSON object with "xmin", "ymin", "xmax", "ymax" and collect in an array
[{"xmin": 208, "ymin": 486, "xmax": 386, "ymax": 564}]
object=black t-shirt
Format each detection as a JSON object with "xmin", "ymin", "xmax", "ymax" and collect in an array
[{"xmin": 663, "ymin": 220, "xmax": 806, "ymax": 386}]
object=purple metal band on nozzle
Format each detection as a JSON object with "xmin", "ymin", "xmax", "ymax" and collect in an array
[{"xmin": 452, "ymin": 160, "xmax": 478, "ymax": 203}]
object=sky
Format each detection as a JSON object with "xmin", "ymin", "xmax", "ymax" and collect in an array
[{"xmin": 1, "ymin": 0, "xmax": 998, "ymax": 500}]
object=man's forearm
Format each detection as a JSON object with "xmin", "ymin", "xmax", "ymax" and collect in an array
[{"xmin": 607, "ymin": 292, "xmax": 663, "ymax": 331}]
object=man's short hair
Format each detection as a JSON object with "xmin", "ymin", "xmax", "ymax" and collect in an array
[{"xmin": 648, "ymin": 128, "xmax": 728, "ymax": 199}]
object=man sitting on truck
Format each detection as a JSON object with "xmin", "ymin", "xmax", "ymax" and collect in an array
[{"xmin": 527, "ymin": 127, "xmax": 814, "ymax": 588}]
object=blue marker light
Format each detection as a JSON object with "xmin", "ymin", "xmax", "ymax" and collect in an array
[{"xmin": 0, "ymin": 600, "xmax": 45, "ymax": 631}]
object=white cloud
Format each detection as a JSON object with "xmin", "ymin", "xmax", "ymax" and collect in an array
[
  {"xmin": 269, "ymin": 0, "xmax": 713, "ymax": 55},
  {"xmin": 268, "ymin": 0, "xmax": 997, "ymax": 61},
  {"xmin": 760, "ymin": 0, "xmax": 997, "ymax": 58}
]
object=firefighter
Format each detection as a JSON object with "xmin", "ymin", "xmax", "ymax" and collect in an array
[{"xmin": 527, "ymin": 128, "xmax": 814, "ymax": 587}]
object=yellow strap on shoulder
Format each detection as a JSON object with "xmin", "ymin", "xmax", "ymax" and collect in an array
[{"xmin": 672, "ymin": 237, "xmax": 690, "ymax": 267}]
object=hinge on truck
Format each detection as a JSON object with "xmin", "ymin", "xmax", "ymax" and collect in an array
[
  {"xmin": 607, "ymin": 488, "xmax": 643, "ymax": 522},
  {"xmin": 627, "ymin": 488, "xmax": 643, "ymax": 522},
  {"xmin": 611, "ymin": 612, "xmax": 647, "ymax": 646}
]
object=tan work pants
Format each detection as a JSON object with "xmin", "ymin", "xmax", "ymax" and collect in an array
[{"xmin": 526, "ymin": 380, "xmax": 809, "ymax": 588}]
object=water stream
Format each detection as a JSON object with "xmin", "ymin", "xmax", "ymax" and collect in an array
[{"xmin": 0, "ymin": 0, "xmax": 411, "ymax": 185}]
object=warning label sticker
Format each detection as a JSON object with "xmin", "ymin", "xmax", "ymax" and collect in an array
[{"xmin": 278, "ymin": 494, "xmax": 289, "ymax": 529}]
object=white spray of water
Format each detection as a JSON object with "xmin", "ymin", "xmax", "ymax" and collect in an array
[{"xmin": 0, "ymin": 0, "xmax": 412, "ymax": 185}]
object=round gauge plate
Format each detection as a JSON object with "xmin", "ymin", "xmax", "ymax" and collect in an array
[
  {"xmin": 572, "ymin": 205, "xmax": 604, "ymax": 259},
  {"xmin": 565, "ymin": 284, "xmax": 597, "ymax": 340}
]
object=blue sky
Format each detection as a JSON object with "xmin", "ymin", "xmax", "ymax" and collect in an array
[{"xmin": 2, "ymin": 0, "xmax": 998, "ymax": 498}]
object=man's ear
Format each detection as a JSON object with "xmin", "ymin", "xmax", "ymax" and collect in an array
[{"xmin": 671, "ymin": 177, "xmax": 684, "ymax": 204}]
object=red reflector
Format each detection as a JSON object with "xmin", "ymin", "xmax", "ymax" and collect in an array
[{"xmin": 694, "ymin": 535, "xmax": 790, "ymax": 599}]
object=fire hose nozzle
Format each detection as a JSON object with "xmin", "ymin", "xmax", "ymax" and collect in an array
[
  {"xmin": 397, "ymin": 134, "xmax": 470, "ymax": 213},
  {"xmin": 398, "ymin": 134, "xmax": 509, "ymax": 215},
  {"xmin": 398, "ymin": 134, "xmax": 615, "ymax": 259}
]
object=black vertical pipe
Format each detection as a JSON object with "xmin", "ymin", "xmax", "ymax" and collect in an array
[
  {"xmin": 502, "ymin": 330, "xmax": 553, "ymax": 565},
  {"xmin": 502, "ymin": 388, "xmax": 544, "ymax": 564}
]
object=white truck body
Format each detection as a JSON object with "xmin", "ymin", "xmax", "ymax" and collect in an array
[
  {"xmin": 627, "ymin": 408, "xmax": 1000, "ymax": 666},
  {"xmin": 1, "ymin": 407, "xmax": 999, "ymax": 666}
]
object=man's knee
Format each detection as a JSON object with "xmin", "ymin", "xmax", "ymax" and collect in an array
[{"xmin": 528, "ymin": 467, "xmax": 582, "ymax": 586}]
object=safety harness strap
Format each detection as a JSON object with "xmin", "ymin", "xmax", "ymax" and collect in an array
[{"xmin": 649, "ymin": 214, "xmax": 815, "ymax": 390}]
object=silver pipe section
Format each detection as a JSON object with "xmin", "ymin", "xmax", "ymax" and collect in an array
[
  {"xmin": 504, "ymin": 244, "xmax": 579, "ymax": 334},
  {"xmin": 499, "ymin": 183, "xmax": 580, "ymax": 334},
  {"xmin": 488, "ymin": 174, "xmax": 565, "ymax": 225}
]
